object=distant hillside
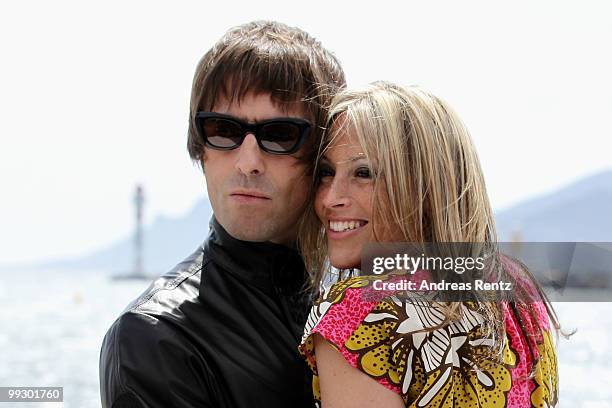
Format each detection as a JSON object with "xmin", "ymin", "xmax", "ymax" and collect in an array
[
  {"xmin": 39, "ymin": 199, "xmax": 214, "ymax": 275},
  {"xmin": 495, "ymin": 169, "xmax": 612, "ymax": 241},
  {"xmin": 23, "ymin": 169, "xmax": 612, "ymax": 275}
]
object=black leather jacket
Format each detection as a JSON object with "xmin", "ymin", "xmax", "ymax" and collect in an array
[{"xmin": 99, "ymin": 217, "xmax": 315, "ymax": 407}]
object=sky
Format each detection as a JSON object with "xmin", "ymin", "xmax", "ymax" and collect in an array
[{"xmin": 0, "ymin": 0, "xmax": 611, "ymax": 265}]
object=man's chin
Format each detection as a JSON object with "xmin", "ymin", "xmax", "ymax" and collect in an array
[{"xmin": 220, "ymin": 216, "xmax": 277, "ymax": 242}]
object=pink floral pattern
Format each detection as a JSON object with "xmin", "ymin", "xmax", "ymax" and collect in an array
[{"xmin": 300, "ymin": 275, "xmax": 558, "ymax": 407}]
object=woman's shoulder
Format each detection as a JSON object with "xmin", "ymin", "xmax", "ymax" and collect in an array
[
  {"xmin": 299, "ymin": 275, "xmax": 406, "ymax": 401},
  {"xmin": 301, "ymin": 275, "xmax": 383, "ymax": 348},
  {"xmin": 301, "ymin": 273, "xmax": 438, "ymax": 350}
]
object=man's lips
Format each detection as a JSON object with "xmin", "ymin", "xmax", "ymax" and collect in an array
[{"xmin": 229, "ymin": 190, "xmax": 271, "ymax": 203}]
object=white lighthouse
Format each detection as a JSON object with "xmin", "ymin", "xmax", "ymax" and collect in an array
[{"xmin": 133, "ymin": 184, "xmax": 145, "ymax": 277}]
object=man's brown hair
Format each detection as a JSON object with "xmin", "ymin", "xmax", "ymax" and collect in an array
[{"xmin": 187, "ymin": 20, "xmax": 346, "ymax": 167}]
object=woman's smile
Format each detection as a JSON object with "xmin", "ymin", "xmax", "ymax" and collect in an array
[{"xmin": 326, "ymin": 219, "xmax": 369, "ymax": 239}]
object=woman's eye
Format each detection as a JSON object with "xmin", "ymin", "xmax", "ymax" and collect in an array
[
  {"xmin": 318, "ymin": 165, "xmax": 334, "ymax": 179},
  {"xmin": 355, "ymin": 167, "xmax": 372, "ymax": 178}
]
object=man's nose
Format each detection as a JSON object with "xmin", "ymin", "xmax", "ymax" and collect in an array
[{"xmin": 235, "ymin": 133, "xmax": 265, "ymax": 176}]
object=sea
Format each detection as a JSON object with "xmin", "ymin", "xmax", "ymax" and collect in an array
[{"xmin": 0, "ymin": 269, "xmax": 610, "ymax": 407}]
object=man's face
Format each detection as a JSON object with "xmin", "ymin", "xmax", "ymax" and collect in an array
[{"xmin": 202, "ymin": 92, "xmax": 310, "ymax": 245}]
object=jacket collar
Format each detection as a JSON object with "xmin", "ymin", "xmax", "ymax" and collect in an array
[{"xmin": 203, "ymin": 216, "xmax": 308, "ymax": 295}]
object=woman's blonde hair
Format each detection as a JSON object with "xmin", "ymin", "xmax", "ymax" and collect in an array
[{"xmin": 298, "ymin": 81, "xmax": 561, "ymax": 372}]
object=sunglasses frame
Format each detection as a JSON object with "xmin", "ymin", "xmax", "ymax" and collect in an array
[{"xmin": 195, "ymin": 112, "xmax": 312, "ymax": 155}]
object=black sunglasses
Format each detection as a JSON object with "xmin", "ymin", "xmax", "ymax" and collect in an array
[{"xmin": 195, "ymin": 112, "xmax": 311, "ymax": 155}]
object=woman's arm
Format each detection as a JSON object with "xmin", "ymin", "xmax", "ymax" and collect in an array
[{"xmin": 314, "ymin": 334, "xmax": 405, "ymax": 408}]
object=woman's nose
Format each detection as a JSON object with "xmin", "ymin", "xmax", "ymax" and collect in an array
[{"xmin": 321, "ymin": 177, "xmax": 351, "ymax": 209}]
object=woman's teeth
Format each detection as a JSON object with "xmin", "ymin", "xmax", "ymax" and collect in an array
[{"xmin": 329, "ymin": 220, "xmax": 364, "ymax": 232}]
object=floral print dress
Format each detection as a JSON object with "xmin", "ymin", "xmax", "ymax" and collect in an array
[{"xmin": 299, "ymin": 275, "xmax": 558, "ymax": 407}]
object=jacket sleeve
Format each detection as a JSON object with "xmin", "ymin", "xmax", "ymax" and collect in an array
[{"xmin": 99, "ymin": 311, "xmax": 217, "ymax": 408}]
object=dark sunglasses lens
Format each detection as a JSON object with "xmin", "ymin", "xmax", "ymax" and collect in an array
[
  {"xmin": 260, "ymin": 123, "xmax": 301, "ymax": 152},
  {"xmin": 203, "ymin": 118, "xmax": 243, "ymax": 148}
]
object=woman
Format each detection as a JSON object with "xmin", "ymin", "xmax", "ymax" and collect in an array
[{"xmin": 298, "ymin": 82, "xmax": 560, "ymax": 407}]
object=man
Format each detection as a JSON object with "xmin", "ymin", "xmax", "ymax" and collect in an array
[{"xmin": 99, "ymin": 21, "xmax": 345, "ymax": 407}]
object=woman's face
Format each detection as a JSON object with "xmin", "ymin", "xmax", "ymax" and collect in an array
[{"xmin": 314, "ymin": 126, "xmax": 376, "ymax": 269}]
